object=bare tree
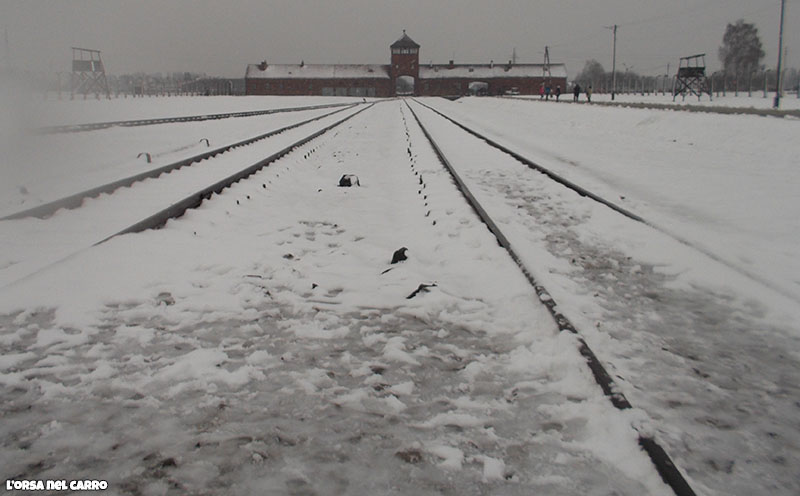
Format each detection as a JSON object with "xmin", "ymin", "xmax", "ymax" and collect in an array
[
  {"xmin": 719, "ymin": 19, "xmax": 765, "ymax": 77},
  {"xmin": 576, "ymin": 59, "xmax": 606, "ymax": 87}
]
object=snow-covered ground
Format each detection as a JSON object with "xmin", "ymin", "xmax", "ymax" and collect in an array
[
  {"xmin": 1, "ymin": 93, "xmax": 799, "ymax": 495},
  {"xmin": 515, "ymin": 91, "xmax": 800, "ymax": 110},
  {"xmin": 0, "ymin": 105, "xmax": 356, "ymax": 218},
  {"xmin": 26, "ymin": 95, "xmax": 370, "ymax": 128},
  {"xmin": 413, "ymin": 96, "xmax": 800, "ymax": 495},
  {"xmin": 428, "ymin": 96, "xmax": 800, "ymax": 308}
]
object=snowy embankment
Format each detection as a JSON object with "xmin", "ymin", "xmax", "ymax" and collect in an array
[
  {"xmin": 414, "ymin": 97, "xmax": 800, "ymax": 496},
  {"xmin": 0, "ymin": 100, "xmax": 671, "ymax": 494}
]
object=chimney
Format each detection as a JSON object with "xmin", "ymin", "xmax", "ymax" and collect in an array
[
  {"xmin": 258, "ymin": 61, "xmax": 268, "ymax": 71},
  {"xmin": 448, "ymin": 60, "xmax": 454, "ymax": 69},
  {"xmin": 300, "ymin": 60, "xmax": 304, "ymax": 67},
  {"xmin": 490, "ymin": 60, "xmax": 494, "ymax": 69}
]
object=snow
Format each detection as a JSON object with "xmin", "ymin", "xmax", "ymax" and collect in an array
[
  {"xmin": 558, "ymin": 91, "xmax": 800, "ymax": 110},
  {"xmin": 27, "ymin": 95, "xmax": 368, "ymax": 127},
  {"xmin": 246, "ymin": 63, "xmax": 390, "ymax": 79},
  {"xmin": 419, "ymin": 96, "xmax": 800, "ymax": 309},
  {"xmin": 411, "ymin": 96, "xmax": 800, "ymax": 495},
  {"xmin": 419, "ymin": 63, "xmax": 567, "ymax": 79},
  {"xmin": 0, "ymin": 92, "xmax": 798, "ymax": 495}
]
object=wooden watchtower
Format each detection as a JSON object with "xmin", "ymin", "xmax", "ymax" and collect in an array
[
  {"xmin": 673, "ymin": 54, "xmax": 711, "ymax": 101},
  {"xmin": 70, "ymin": 47, "xmax": 110, "ymax": 99}
]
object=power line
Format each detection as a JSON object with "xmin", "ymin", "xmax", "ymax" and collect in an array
[{"xmin": 619, "ymin": 0, "xmax": 730, "ymax": 28}]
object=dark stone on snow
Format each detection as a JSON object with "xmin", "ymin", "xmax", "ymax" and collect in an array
[
  {"xmin": 396, "ymin": 449, "xmax": 423, "ymax": 464},
  {"xmin": 338, "ymin": 174, "xmax": 360, "ymax": 187},
  {"xmin": 156, "ymin": 292, "xmax": 175, "ymax": 306},
  {"xmin": 391, "ymin": 247, "xmax": 408, "ymax": 264},
  {"xmin": 406, "ymin": 283, "xmax": 437, "ymax": 299}
]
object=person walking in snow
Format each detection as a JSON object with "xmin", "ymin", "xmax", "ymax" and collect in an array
[
  {"xmin": 573, "ymin": 83, "xmax": 581, "ymax": 102},
  {"xmin": 545, "ymin": 84, "xmax": 552, "ymax": 100},
  {"xmin": 539, "ymin": 83, "xmax": 545, "ymax": 99},
  {"xmin": 555, "ymin": 86, "xmax": 561, "ymax": 101},
  {"xmin": 586, "ymin": 85, "xmax": 593, "ymax": 103}
]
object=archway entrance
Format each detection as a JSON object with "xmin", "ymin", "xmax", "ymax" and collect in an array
[
  {"xmin": 468, "ymin": 81, "xmax": 489, "ymax": 96},
  {"xmin": 396, "ymin": 75, "xmax": 415, "ymax": 96}
]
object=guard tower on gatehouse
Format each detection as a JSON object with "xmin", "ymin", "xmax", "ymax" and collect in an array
[
  {"xmin": 390, "ymin": 30, "xmax": 420, "ymax": 96},
  {"xmin": 673, "ymin": 54, "xmax": 712, "ymax": 101}
]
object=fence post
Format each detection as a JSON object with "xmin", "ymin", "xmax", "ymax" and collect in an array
[{"xmin": 764, "ymin": 70, "xmax": 768, "ymax": 98}]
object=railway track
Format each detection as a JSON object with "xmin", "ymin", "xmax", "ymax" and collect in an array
[
  {"xmin": 2, "ymin": 104, "xmax": 358, "ymax": 222},
  {"xmin": 413, "ymin": 98, "xmax": 799, "ymax": 306},
  {"xmin": 36, "ymin": 101, "xmax": 359, "ymax": 134},
  {"xmin": 0, "ymin": 104, "xmax": 371, "ymax": 290},
  {"xmin": 2, "ymin": 99, "xmax": 740, "ymax": 493},
  {"xmin": 148, "ymin": 99, "xmax": 684, "ymax": 493},
  {"xmin": 404, "ymin": 98, "xmax": 800, "ymax": 496},
  {"xmin": 405, "ymin": 100, "xmax": 695, "ymax": 496}
]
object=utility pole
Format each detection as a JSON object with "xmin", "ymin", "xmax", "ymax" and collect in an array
[
  {"xmin": 774, "ymin": 0, "xmax": 786, "ymax": 108},
  {"xmin": 543, "ymin": 45, "xmax": 552, "ymax": 82},
  {"xmin": 606, "ymin": 24, "xmax": 618, "ymax": 100},
  {"xmin": 3, "ymin": 27, "xmax": 10, "ymax": 74}
]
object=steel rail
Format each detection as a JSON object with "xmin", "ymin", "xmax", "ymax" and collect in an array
[{"xmin": 405, "ymin": 100, "xmax": 697, "ymax": 496}]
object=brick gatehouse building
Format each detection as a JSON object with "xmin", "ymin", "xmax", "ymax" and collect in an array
[{"xmin": 245, "ymin": 32, "xmax": 566, "ymax": 98}]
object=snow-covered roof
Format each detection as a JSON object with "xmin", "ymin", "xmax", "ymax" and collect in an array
[
  {"xmin": 391, "ymin": 31, "xmax": 420, "ymax": 49},
  {"xmin": 246, "ymin": 64, "xmax": 390, "ymax": 80},
  {"xmin": 419, "ymin": 64, "xmax": 567, "ymax": 80}
]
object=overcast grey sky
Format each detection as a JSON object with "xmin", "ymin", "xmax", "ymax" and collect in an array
[{"xmin": 1, "ymin": 0, "xmax": 798, "ymax": 78}]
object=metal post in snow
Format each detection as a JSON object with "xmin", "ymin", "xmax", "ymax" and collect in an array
[
  {"xmin": 766, "ymin": 70, "xmax": 771, "ymax": 98},
  {"xmin": 772, "ymin": 0, "xmax": 786, "ymax": 108},
  {"xmin": 607, "ymin": 24, "xmax": 618, "ymax": 100},
  {"xmin": 774, "ymin": 0, "xmax": 786, "ymax": 108}
]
